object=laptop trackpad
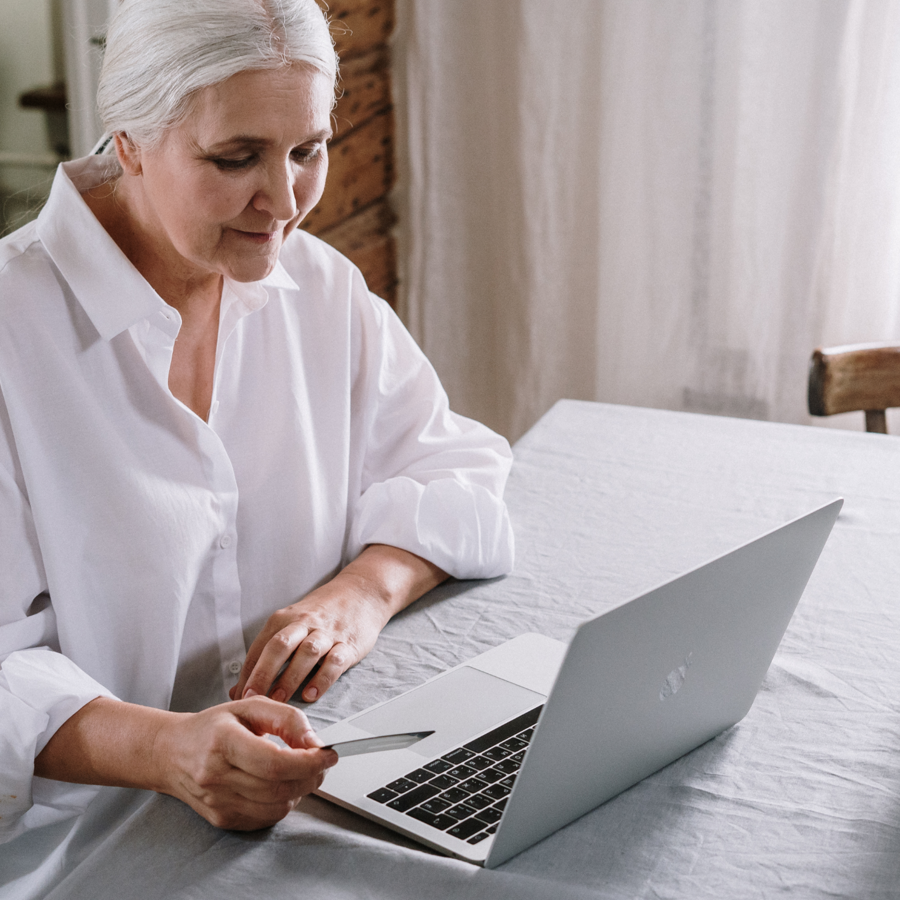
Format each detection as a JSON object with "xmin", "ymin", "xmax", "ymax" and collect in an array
[{"xmin": 348, "ymin": 666, "xmax": 545, "ymax": 758}]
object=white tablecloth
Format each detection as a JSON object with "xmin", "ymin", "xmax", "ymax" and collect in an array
[{"xmin": 18, "ymin": 402, "xmax": 900, "ymax": 898}]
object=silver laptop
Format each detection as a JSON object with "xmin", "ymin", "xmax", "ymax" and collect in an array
[{"xmin": 314, "ymin": 498, "xmax": 842, "ymax": 867}]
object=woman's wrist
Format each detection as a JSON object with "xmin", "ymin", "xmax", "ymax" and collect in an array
[
  {"xmin": 35, "ymin": 696, "xmax": 179, "ymax": 795},
  {"xmin": 340, "ymin": 543, "xmax": 449, "ymax": 617}
]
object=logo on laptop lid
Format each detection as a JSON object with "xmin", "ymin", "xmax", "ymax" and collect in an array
[{"xmin": 659, "ymin": 652, "xmax": 693, "ymax": 701}]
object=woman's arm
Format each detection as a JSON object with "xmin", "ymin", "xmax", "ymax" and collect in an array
[
  {"xmin": 35, "ymin": 694, "xmax": 337, "ymax": 830},
  {"xmin": 230, "ymin": 544, "xmax": 448, "ymax": 705}
]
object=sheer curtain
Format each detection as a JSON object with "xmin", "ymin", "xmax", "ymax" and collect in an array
[{"xmin": 394, "ymin": 0, "xmax": 900, "ymax": 441}]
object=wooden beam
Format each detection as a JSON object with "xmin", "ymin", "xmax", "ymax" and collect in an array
[
  {"xmin": 315, "ymin": 198, "xmax": 397, "ymax": 301},
  {"xmin": 302, "ymin": 109, "xmax": 394, "ymax": 234},
  {"xmin": 332, "ymin": 46, "xmax": 391, "ymax": 138},
  {"xmin": 323, "ymin": 0, "xmax": 395, "ymax": 60}
]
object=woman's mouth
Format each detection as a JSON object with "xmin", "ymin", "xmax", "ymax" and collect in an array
[{"xmin": 234, "ymin": 229, "xmax": 279, "ymax": 244}]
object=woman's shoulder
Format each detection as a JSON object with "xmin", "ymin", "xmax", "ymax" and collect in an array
[
  {"xmin": 279, "ymin": 227, "xmax": 361, "ymax": 282},
  {"xmin": 0, "ymin": 220, "xmax": 57, "ymax": 322},
  {"xmin": 0, "ymin": 218, "xmax": 43, "ymax": 278},
  {"xmin": 274, "ymin": 227, "xmax": 391, "ymax": 322}
]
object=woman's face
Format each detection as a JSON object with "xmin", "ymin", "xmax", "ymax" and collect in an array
[{"xmin": 123, "ymin": 63, "xmax": 333, "ymax": 285}]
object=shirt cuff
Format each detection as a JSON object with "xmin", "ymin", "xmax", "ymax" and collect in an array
[
  {"xmin": 349, "ymin": 476, "xmax": 515, "ymax": 580},
  {"xmin": 0, "ymin": 647, "xmax": 118, "ymax": 842}
]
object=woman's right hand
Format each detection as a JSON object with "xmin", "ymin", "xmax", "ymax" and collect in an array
[
  {"xmin": 35, "ymin": 695, "xmax": 338, "ymax": 831},
  {"xmin": 155, "ymin": 696, "xmax": 338, "ymax": 830}
]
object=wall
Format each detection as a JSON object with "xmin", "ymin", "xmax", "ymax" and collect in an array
[
  {"xmin": 303, "ymin": 0, "xmax": 397, "ymax": 305},
  {"xmin": 0, "ymin": 0, "xmax": 60, "ymax": 234}
]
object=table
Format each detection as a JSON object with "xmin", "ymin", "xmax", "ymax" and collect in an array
[{"xmin": 33, "ymin": 402, "xmax": 900, "ymax": 898}]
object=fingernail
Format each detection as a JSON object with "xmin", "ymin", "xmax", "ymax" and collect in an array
[
  {"xmin": 304, "ymin": 686, "xmax": 318, "ymax": 701},
  {"xmin": 243, "ymin": 688, "xmax": 259, "ymax": 699},
  {"xmin": 271, "ymin": 689, "xmax": 286, "ymax": 703}
]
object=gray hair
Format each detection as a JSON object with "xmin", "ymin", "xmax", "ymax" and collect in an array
[{"xmin": 97, "ymin": 0, "xmax": 338, "ymax": 147}]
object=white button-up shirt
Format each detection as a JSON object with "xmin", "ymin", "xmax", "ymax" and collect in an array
[{"xmin": 0, "ymin": 157, "xmax": 514, "ymax": 854}]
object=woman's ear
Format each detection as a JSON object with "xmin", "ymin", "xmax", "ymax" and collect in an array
[{"xmin": 113, "ymin": 132, "xmax": 143, "ymax": 176}]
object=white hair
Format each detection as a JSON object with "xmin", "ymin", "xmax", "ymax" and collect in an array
[{"xmin": 97, "ymin": 0, "xmax": 338, "ymax": 147}]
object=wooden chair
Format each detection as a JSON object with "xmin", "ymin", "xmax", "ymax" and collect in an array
[{"xmin": 808, "ymin": 343, "xmax": 900, "ymax": 433}]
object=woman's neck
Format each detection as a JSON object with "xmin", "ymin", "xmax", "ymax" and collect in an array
[
  {"xmin": 81, "ymin": 179, "xmax": 223, "ymax": 314},
  {"xmin": 82, "ymin": 180, "xmax": 222, "ymax": 421}
]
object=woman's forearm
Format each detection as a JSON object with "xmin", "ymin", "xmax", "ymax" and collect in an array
[
  {"xmin": 34, "ymin": 696, "xmax": 172, "ymax": 790},
  {"xmin": 339, "ymin": 543, "xmax": 450, "ymax": 617},
  {"xmin": 34, "ymin": 695, "xmax": 337, "ymax": 831}
]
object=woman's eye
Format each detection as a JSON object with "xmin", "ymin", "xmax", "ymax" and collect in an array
[
  {"xmin": 212, "ymin": 156, "xmax": 255, "ymax": 171},
  {"xmin": 292, "ymin": 145, "xmax": 324, "ymax": 164}
]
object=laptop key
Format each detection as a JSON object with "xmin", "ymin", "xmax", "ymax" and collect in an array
[
  {"xmin": 429, "ymin": 774, "xmax": 459, "ymax": 791},
  {"xmin": 445, "ymin": 803, "xmax": 477, "ymax": 820},
  {"xmin": 424, "ymin": 758, "xmax": 453, "ymax": 774},
  {"xmin": 467, "ymin": 755, "xmax": 494, "ymax": 771},
  {"xmin": 405, "ymin": 768, "xmax": 434, "ymax": 784},
  {"xmin": 457, "ymin": 777, "xmax": 489, "ymax": 794},
  {"xmin": 474, "ymin": 806, "xmax": 503, "ymax": 824},
  {"xmin": 418, "ymin": 796, "xmax": 452, "ymax": 814},
  {"xmin": 406, "ymin": 807, "xmax": 458, "ymax": 831},
  {"xmin": 387, "ymin": 783, "xmax": 440, "ymax": 812},
  {"xmin": 493, "ymin": 758, "xmax": 520, "ymax": 775},
  {"xmin": 448, "ymin": 817, "xmax": 487, "ymax": 841},
  {"xmin": 476, "ymin": 767, "xmax": 506, "ymax": 784},
  {"xmin": 493, "ymin": 797, "xmax": 508, "ymax": 811},
  {"xmin": 447, "ymin": 764, "xmax": 479, "ymax": 780},
  {"xmin": 461, "ymin": 793, "xmax": 493, "ymax": 811},
  {"xmin": 442, "ymin": 748, "xmax": 475, "ymax": 765},
  {"xmin": 482, "ymin": 746, "xmax": 511, "ymax": 761},
  {"xmin": 482, "ymin": 783, "xmax": 511, "ymax": 800},
  {"xmin": 385, "ymin": 777, "xmax": 417, "ymax": 794},
  {"xmin": 499, "ymin": 737, "xmax": 528, "ymax": 752},
  {"xmin": 438, "ymin": 787, "xmax": 470, "ymax": 805},
  {"xmin": 367, "ymin": 788, "xmax": 399, "ymax": 804},
  {"xmin": 467, "ymin": 831, "xmax": 491, "ymax": 845}
]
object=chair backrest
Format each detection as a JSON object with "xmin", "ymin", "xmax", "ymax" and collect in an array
[{"xmin": 808, "ymin": 343, "xmax": 900, "ymax": 434}]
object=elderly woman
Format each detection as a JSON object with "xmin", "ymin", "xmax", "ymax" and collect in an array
[{"xmin": 0, "ymin": 0, "xmax": 513, "ymax": 890}]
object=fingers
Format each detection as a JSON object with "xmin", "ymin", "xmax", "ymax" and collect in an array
[
  {"xmin": 184, "ymin": 766, "xmax": 328, "ymax": 831},
  {"xmin": 239, "ymin": 624, "xmax": 328, "ymax": 703},
  {"xmin": 244, "ymin": 622, "xmax": 312, "ymax": 702},
  {"xmin": 236, "ymin": 625, "xmax": 360, "ymax": 705},
  {"xmin": 164, "ymin": 698, "xmax": 339, "ymax": 831},
  {"xmin": 294, "ymin": 641, "xmax": 354, "ymax": 702},
  {"xmin": 232, "ymin": 694, "xmax": 319, "ymax": 750}
]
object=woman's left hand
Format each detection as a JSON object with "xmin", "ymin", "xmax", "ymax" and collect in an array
[{"xmin": 230, "ymin": 544, "xmax": 447, "ymax": 704}]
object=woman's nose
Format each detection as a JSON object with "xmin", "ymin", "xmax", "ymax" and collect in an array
[{"xmin": 253, "ymin": 161, "xmax": 298, "ymax": 221}]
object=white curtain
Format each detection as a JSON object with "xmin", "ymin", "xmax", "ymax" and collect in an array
[
  {"xmin": 395, "ymin": 0, "xmax": 900, "ymax": 441},
  {"xmin": 62, "ymin": 0, "xmax": 120, "ymax": 157}
]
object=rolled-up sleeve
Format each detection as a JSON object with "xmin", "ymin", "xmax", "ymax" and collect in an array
[
  {"xmin": 0, "ymin": 392, "xmax": 116, "ymax": 843},
  {"xmin": 347, "ymin": 289, "xmax": 515, "ymax": 579}
]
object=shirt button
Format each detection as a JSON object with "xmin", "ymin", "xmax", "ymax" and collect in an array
[
  {"xmin": 220, "ymin": 534, "xmax": 232, "ymax": 549},
  {"xmin": 228, "ymin": 661, "xmax": 242, "ymax": 675}
]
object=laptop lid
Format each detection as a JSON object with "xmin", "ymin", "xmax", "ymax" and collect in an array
[{"xmin": 485, "ymin": 497, "xmax": 842, "ymax": 865}]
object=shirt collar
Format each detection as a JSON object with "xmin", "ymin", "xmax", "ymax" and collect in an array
[
  {"xmin": 37, "ymin": 158, "xmax": 166, "ymax": 341},
  {"xmin": 224, "ymin": 258, "xmax": 299, "ymax": 316},
  {"xmin": 36, "ymin": 157, "xmax": 300, "ymax": 342}
]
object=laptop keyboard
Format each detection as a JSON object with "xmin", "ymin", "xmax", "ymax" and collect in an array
[{"xmin": 366, "ymin": 705, "xmax": 543, "ymax": 846}]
